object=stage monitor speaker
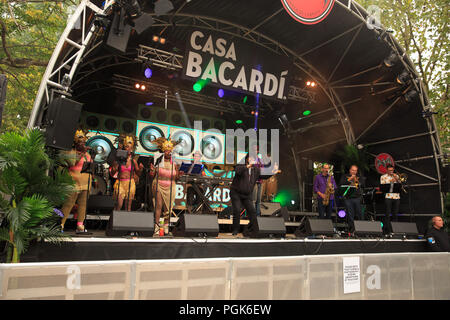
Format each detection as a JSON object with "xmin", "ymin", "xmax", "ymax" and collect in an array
[
  {"xmin": 295, "ymin": 218, "xmax": 334, "ymax": 237},
  {"xmin": 0, "ymin": 74, "xmax": 6, "ymax": 128},
  {"xmin": 106, "ymin": 9, "xmax": 132, "ymax": 53},
  {"xmin": 391, "ymin": 222, "xmax": 419, "ymax": 236},
  {"xmin": 354, "ymin": 220, "xmax": 383, "ymax": 237},
  {"xmin": 133, "ymin": 13, "xmax": 154, "ymax": 34},
  {"xmin": 87, "ymin": 195, "xmax": 114, "ymax": 214},
  {"xmin": 154, "ymin": 0, "xmax": 174, "ymax": 16},
  {"xmin": 173, "ymin": 214, "xmax": 219, "ymax": 237},
  {"xmin": 249, "ymin": 216, "xmax": 286, "ymax": 238},
  {"xmin": 45, "ymin": 97, "xmax": 83, "ymax": 150},
  {"xmin": 106, "ymin": 210, "xmax": 154, "ymax": 237}
]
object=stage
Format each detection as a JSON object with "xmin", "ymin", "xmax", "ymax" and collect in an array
[{"xmin": 20, "ymin": 232, "xmax": 428, "ymax": 263}]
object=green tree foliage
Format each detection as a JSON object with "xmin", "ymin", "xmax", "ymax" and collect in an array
[
  {"xmin": 0, "ymin": 0, "xmax": 76, "ymax": 133},
  {"xmin": 358, "ymin": 0, "xmax": 449, "ymax": 153},
  {"xmin": 0, "ymin": 129, "xmax": 74, "ymax": 263}
]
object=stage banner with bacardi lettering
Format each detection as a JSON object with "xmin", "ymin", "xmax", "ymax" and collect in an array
[{"xmin": 182, "ymin": 29, "xmax": 293, "ymax": 101}]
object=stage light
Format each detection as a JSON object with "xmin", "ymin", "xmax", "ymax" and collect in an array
[
  {"xmin": 243, "ymin": 96, "xmax": 248, "ymax": 104},
  {"xmin": 218, "ymin": 88, "xmax": 224, "ymax": 98},
  {"xmin": 193, "ymin": 82, "xmax": 202, "ymax": 92},
  {"xmin": 145, "ymin": 102, "xmax": 153, "ymax": 106},
  {"xmin": 404, "ymin": 90, "xmax": 418, "ymax": 102},
  {"xmin": 384, "ymin": 52, "xmax": 398, "ymax": 67},
  {"xmin": 159, "ymin": 37, "xmax": 166, "ymax": 44},
  {"xmin": 235, "ymin": 120, "xmax": 243, "ymax": 124},
  {"xmin": 291, "ymin": 200, "xmax": 296, "ymax": 205},
  {"xmin": 302, "ymin": 110, "xmax": 311, "ymax": 116},
  {"xmin": 255, "ymin": 111, "xmax": 258, "ymax": 116},
  {"xmin": 140, "ymin": 85, "xmax": 146, "ymax": 90},
  {"xmin": 144, "ymin": 67, "xmax": 152, "ymax": 79},
  {"xmin": 310, "ymin": 82, "xmax": 316, "ymax": 87},
  {"xmin": 396, "ymin": 70, "xmax": 410, "ymax": 84},
  {"xmin": 152, "ymin": 35, "xmax": 159, "ymax": 42},
  {"xmin": 338, "ymin": 210, "xmax": 346, "ymax": 218},
  {"xmin": 306, "ymin": 81, "xmax": 316, "ymax": 87},
  {"xmin": 135, "ymin": 83, "xmax": 140, "ymax": 89},
  {"xmin": 306, "ymin": 81, "xmax": 311, "ymax": 86}
]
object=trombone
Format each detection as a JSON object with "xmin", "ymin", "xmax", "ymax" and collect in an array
[{"xmin": 394, "ymin": 171, "xmax": 408, "ymax": 193}]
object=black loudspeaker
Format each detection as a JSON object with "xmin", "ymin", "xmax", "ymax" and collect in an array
[
  {"xmin": 173, "ymin": 214, "xmax": 219, "ymax": 237},
  {"xmin": 354, "ymin": 220, "xmax": 383, "ymax": 237},
  {"xmin": 0, "ymin": 74, "xmax": 7, "ymax": 128},
  {"xmin": 391, "ymin": 222, "xmax": 419, "ymax": 236},
  {"xmin": 154, "ymin": 0, "xmax": 174, "ymax": 15},
  {"xmin": 295, "ymin": 218, "xmax": 334, "ymax": 237},
  {"xmin": 106, "ymin": 210, "xmax": 154, "ymax": 237},
  {"xmin": 249, "ymin": 216, "xmax": 286, "ymax": 238},
  {"xmin": 45, "ymin": 97, "xmax": 83, "ymax": 150},
  {"xmin": 106, "ymin": 9, "xmax": 132, "ymax": 52},
  {"xmin": 87, "ymin": 195, "xmax": 114, "ymax": 214},
  {"xmin": 133, "ymin": 13, "xmax": 154, "ymax": 34}
]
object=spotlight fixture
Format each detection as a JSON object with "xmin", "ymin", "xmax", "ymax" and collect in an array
[
  {"xmin": 404, "ymin": 90, "xmax": 418, "ymax": 102},
  {"xmin": 396, "ymin": 70, "xmax": 410, "ymax": 85},
  {"xmin": 306, "ymin": 81, "xmax": 316, "ymax": 87},
  {"xmin": 140, "ymin": 84, "xmax": 146, "ymax": 90},
  {"xmin": 135, "ymin": 83, "xmax": 141, "ymax": 89},
  {"xmin": 383, "ymin": 52, "xmax": 398, "ymax": 67},
  {"xmin": 144, "ymin": 67, "xmax": 152, "ymax": 79},
  {"xmin": 152, "ymin": 35, "xmax": 166, "ymax": 44},
  {"xmin": 338, "ymin": 210, "xmax": 346, "ymax": 218},
  {"xmin": 302, "ymin": 110, "xmax": 311, "ymax": 116},
  {"xmin": 218, "ymin": 88, "xmax": 224, "ymax": 98}
]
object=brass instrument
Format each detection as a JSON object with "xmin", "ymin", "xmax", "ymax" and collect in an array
[
  {"xmin": 347, "ymin": 175, "xmax": 359, "ymax": 188},
  {"xmin": 323, "ymin": 175, "xmax": 335, "ymax": 206},
  {"xmin": 394, "ymin": 171, "xmax": 408, "ymax": 193}
]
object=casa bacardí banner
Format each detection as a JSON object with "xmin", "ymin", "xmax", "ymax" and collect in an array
[{"xmin": 182, "ymin": 30, "xmax": 293, "ymax": 101}]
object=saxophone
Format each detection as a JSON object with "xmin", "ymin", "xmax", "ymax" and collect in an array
[{"xmin": 323, "ymin": 175, "xmax": 334, "ymax": 206}]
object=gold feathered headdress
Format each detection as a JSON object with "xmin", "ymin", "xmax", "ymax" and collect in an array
[
  {"xmin": 74, "ymin": 127, "xmax": 89, "ymax": 145},
  {"xmin": 152, "ymin": 136, "xmax": 180, "ymax": 153},
  {"xmin": 116, "ymin": 133, "xmax": 138, "ymax": 151}
]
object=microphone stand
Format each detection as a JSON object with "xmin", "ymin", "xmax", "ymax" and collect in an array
[
  {"xmin": 168, "ymin": 156, "xmax": 175, "ymax": 235},
  {"xmin": 154, "ymin": 154, "xmax": 163, "ymax": 233},
  {"xmin": 80, "ymin": 148, "xmax": 95, "ymax": 235}
]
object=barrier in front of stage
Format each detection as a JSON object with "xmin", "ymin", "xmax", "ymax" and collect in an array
[{"xmin": 0, "ymin": 253, "xmax": 449, "ymax": 300}]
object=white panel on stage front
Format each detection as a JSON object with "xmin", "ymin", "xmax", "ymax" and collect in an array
[{"xmin": 136, "ymin": 120, "xmax": 169, "ymax": 156}]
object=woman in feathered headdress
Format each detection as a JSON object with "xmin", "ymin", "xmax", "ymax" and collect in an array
[
  {"xmin": 110, "ymin": 134, "xmax": 144, "ymax": 211},
  {"xmin": 149, "ymin": 136, "xmax": 183, "ymax": 236},
  {"xmin": 60, "ymin": 127, "xmax": 92, "ymax": 234}
]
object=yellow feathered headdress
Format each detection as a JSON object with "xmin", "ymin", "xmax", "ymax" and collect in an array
[
  {"xmin": 74, "ymin": 127, "xmax": 89, "ymax": 145},
  {"xmin": 152, "ymin": 136, "xmax": 180, "ymax": 153},
  {"xmin": 116, "ymin": 133, "xmax": 138, "ymax": 151}
]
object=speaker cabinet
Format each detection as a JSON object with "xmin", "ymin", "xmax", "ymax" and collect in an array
[
  {"xmin": 169, "ymin": 126, "xmax": 196, "ymax": 161},
  {"xmin": 354, "ymin": 220, "xmax": 383, "ymax": 236},
  {"xmin": 106, "ymin": 8, "xmax": 132, "ymax": 53},
  {"xmin": 249, "ymin": 216, "xmax": 286, "ymax": 238},
  {"xmin": 136, "ymin": 120, "xmax": 169, "ymax": 156},
  {"xmin": 295, "ymin": 218, "xmax": 334, "ymax": 237},
  {"xmin": 173, "ymin": 214, "xmax": 219, "ymax": 237},
  {"xmin": 106, "ymin": 210, "xmax": 154, "ymax": 237},
  {"xmin": 199, "ymin": 131, "xmax": 225, "ymax": 164},
  {"xmin": 87, "ymin": 195, "xmax": 114, "ymax": 214},
  {"xmin": 259, "ymin": 202, "xmax": 281, "ymax": 215},
  {"xmin": 391, "ymin": 222, "xmax": 419, "ymax": 236},
  {"xmin": 45, "ymin": 97, "xmax": 83, "ymax": 150}
]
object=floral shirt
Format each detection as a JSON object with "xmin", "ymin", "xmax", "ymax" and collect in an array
[{"xmin": 380, "ymin": 174, "xmax": 400, "ymax": 199}]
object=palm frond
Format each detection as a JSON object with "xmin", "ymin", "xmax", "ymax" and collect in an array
[{"xmin": 0, "ymin": 227, "xmax": 13, "ymax": 244}]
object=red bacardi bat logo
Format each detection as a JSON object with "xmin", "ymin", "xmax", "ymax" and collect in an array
[
  {"xmin": 375, "ymin": 153, "xmax": 395, "ymax": 174},
  {"xmin": 281, "ymin": 0, "xmax": 336, "ymax": 25}
]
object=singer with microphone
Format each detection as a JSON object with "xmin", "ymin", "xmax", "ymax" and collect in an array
[
  {"xmin": 110, "ymin": 134, "xmax": 143, "ymax": 211},
  {"xmin": 59, "ymin": 128, "xmax": 93, "ymax": 234},
  {"xmin": 230, "ymin": 153, "xmax": 261, "ymax": 238},
  {"xmin": 149, "ymin": 137, "xmax": 183, "ymax": 236}
]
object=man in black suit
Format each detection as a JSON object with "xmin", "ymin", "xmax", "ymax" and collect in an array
[{"xmin": 231, "ymin": 154, "xmax": 260, "ymax": 237}]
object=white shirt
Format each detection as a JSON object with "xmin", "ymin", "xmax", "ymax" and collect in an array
[{"xmin": 380, "ymin": 174, "xmax": 400, "ymax": 199}]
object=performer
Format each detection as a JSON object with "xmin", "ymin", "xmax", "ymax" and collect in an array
[
  {"xmin": 186, "ymin": 151, "xmax": 206, "ymax": 211},
  {"xmin": 380, "ymin": 164, "xmax": 401, "ymax": 235},
  {"xmin": 60, "ymin": 128, "xmax": 93, "ymax": 234},
  {"xmin": 425, "ymin": 216, "xmax": 449, "ymax": 252},
  {"xmin": 231, "ymin": 154, "xmax": 260, "ymax": 237},
  {"xmin": 313, "ymin": 163, "xmax": 337, "ymax": 219},
  {"xmin": 339, "ymin": 165, "xmax": 365, "ymax": 234},
  {"xmin": 149, "ymin": 137, "xmax": 183, "ymax": 236},
  {"xmin": 110, "ymin": 134, "xmax": 143, "ymax": 211}
]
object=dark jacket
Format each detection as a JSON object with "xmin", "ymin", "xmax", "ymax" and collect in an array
[
  {"xmin": 425, "ymin": 227, "xmax": 450, "ymax": 252},
  {"xmin": 231, "ymin": 164, "xmax": 260, "ymax": 196}
]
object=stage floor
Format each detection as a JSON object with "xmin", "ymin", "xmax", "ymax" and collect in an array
[{"xmin": 19, "ymin": 231, "xmax": 428, "ymax": 263}]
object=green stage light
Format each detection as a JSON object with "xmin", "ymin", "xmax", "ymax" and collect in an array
[
  {"xmin": 243, "ymin": 96, "xmax": 248, "ymax": 104},
  {"xmin": 235, "ymin": 120, "xmax": 243, "ymax": 124},
  {"xmin": 274, "ymin": 190, "xmax": 292, "ymax": 207},
  {"xmin": 303, "ymin": 110, "xmax": 312, "ymax": 116},
  {"xmin": 193, "ymin": 82, "xmax": 202, "ymax": 92}
]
